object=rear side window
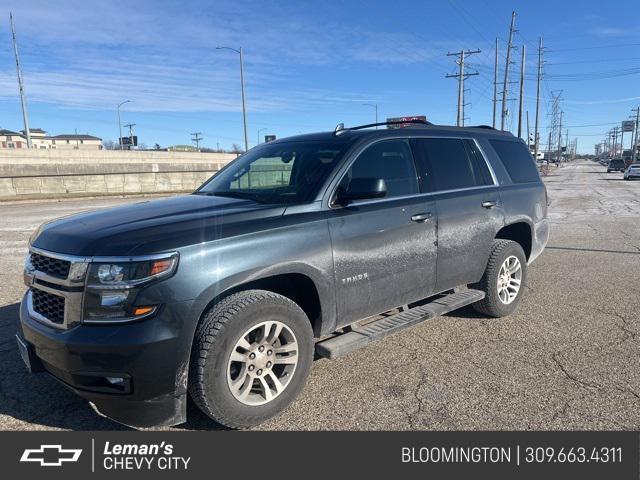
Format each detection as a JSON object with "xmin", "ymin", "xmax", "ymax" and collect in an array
[
  {"xmin": 339, "ymin": 139, "xmax": 419, "ymax": 199},
  {"xmin": 415, "ymin": 138, "xmax": 489, "ymax": 192},
  {"xmin": 489, "ymin": 139, "xmax": 540, "ymax": 184}
]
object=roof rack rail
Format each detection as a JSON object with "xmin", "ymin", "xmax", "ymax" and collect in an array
[
  {"xmin": 471, "ymin": 125, "xmax": 496, "ymax": 130},
  {"xmin": 334, "ymin": 119, "xmax": 433, "ymax": 135}
]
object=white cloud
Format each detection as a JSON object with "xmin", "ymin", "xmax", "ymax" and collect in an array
[{"xmin": 0, "ymin": 0, "xmax": 470, "ymax": 114}]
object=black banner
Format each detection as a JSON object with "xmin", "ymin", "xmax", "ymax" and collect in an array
[{"xmin": 0, "ymin": 431, "xmax": 637, "ymax": 479}]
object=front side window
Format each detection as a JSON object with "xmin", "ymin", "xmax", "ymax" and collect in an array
[
  {"xmin": 337, "ymin": 139, "xmax": 418, "ymax": 199},
  {"xmin": 197, "ymin": 141, "xmax": 348, "ymax": 205},
  {"xmin": 417, "ymin": 138, "xmax": 486, "ymax": 191}
]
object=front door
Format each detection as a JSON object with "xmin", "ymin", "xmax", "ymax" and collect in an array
[{"xmin": 328, "ymin": 139, "xmax": 437, "ymax": 327}]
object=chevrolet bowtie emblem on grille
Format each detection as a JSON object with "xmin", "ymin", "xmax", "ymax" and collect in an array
[{"xmin": 20, "ymin": 445, "xmax": 82, "ymax": 467}]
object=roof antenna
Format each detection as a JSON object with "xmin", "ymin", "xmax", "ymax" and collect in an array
[{"xmin": 334, "ymin": 123, "xmax": 346, "ymax": 135}]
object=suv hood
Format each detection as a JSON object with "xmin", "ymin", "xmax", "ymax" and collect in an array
[{"xmin": 31, "ymin": 194, "xmax": 286, "ymax": 256}]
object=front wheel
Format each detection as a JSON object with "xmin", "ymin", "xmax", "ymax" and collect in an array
[
  {"xmin": 189, "ymin": 290, "xmax": 314, "ymax": 428},
  {"xmin": 472, "ymin": 239, "xmax": 527, "ymax": 317}
]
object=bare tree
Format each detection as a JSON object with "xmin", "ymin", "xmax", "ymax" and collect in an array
[
  {"xmin": 102, "ymin": 140, "xmax": 118, "ymax": 150},
  {"xmin": 231, "ymin": 143, "xmax": 244, "ymax": 154}
]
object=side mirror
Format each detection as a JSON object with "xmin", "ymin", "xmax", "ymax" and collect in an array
[{"xmin": 335, "ymin": 178, "xmax": 387, "ymax": 204}]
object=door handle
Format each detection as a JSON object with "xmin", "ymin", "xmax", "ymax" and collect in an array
[
  {"xmin": 482, "ymin": 201, "xmax": 497, "ymax": 209},
  {"xmin": 411, "ymin": 212, "xmax": 433, "ymax": 222}
]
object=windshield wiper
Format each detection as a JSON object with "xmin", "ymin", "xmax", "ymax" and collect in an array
[{"xmin": 200, "ymin": 190, "xmax": 267, "ymax": 203}]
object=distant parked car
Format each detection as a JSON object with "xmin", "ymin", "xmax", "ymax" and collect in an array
[
  {"xmin": 623, "ymin": 163, "xmax": 640, "ymax": 180},
  {"xmin": 607, "ymin": 158, "xmax": 626, "ymax": 173}
]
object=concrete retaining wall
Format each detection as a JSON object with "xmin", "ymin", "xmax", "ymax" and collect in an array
[{"xmin": 0, "ymin": 150, "xmax": 237, "ymax": 201}]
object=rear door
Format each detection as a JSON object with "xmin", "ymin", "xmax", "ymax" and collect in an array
[
  {"xmin": 328, "ymin": 139, "xmax": 437, "ymax": 326},
  {"xmin": 413, "ymin": 137, "xmax": 504, "ymax": 291}
]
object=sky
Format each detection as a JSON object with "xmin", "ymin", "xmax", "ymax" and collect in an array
[{"xmin": 0, "ymin": 0, "xmax": 639, "ymax": 153}]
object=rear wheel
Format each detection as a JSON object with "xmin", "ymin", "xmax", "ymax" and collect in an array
[
  {"xmin": 189, "ymin": 290, "xmax": 314, "ymax": 428},
  {"xmin": 472, "ymin": 239, "xmax": 527, "ymax": 317}
]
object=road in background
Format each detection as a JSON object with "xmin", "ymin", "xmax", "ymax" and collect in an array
[{"xmin": 0, "ymin": 161, "xmax": 638, "ymax": 430}]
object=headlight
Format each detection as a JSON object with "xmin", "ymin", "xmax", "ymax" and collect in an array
[{"xmin": 83, "ymin": 253, "xmax": 178, "ymax": 323}]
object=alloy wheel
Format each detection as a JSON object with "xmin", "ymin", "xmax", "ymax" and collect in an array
[
  {"xmin": 226, "ymin": 320, "xmax": 299, "ymax": 406},
  {"xmin": 496, "ymin": 255, "xmax": 522, "ymax": 304}
]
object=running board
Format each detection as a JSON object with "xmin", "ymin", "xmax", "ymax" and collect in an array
[{"xmin": 315, "ymin": 289, "xmax": 485, "ymax": 359}]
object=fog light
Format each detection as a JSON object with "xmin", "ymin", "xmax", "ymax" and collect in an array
[{"xmin": 106, "ymin": 377, "xmax": 124, "ymax": 385}]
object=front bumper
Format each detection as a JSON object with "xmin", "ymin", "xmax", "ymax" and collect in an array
[{"xmin": 18, "ymin": 293, "xmax": 195, "ymax": 428}]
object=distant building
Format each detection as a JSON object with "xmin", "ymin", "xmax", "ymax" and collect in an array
[
  {"xmin": 0, "ymin": 129, "xmax": 27, "ymax": 149},
  {"xmin": 47, "ymin": 134, "xmax": 103, "ymax": 150},
  {"xmin": 0, "ymin": 128, "xmax": 102, "ymax": 150},
  {"xmin": 168, "ymin": 144, "xmax": 198, "ymax": 152}
]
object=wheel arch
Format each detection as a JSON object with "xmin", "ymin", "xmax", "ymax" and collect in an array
[
  {"xmin": 495, "ymin": 221, "xmax": 533, "ymax": 260},
  {"xmin": 191, "ymin": 267, "xmax": 333, "ymax": 340}
]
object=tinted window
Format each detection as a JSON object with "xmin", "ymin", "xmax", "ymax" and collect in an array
[
  {"xmin": 338, "ymin": 140, "xmax": 418, "ymax": 199},
  {"xmin": 197, "ymin": 141, "xmax": 348, "ymax": 204},
  {"xmin": 465, "ymin": 140, "xmax": 494, "ymax": 186},
  {"xmin": 417, "ymin": 138, "xmax": 485, "ymax": 191},
  {"xmin": 489, "ymin": 139, "xmax": 541, "ymax": 184}
]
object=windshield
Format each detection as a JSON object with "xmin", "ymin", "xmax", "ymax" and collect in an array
[{"xmin": 196, "ymin": 141, "xmax": 348, "ymax": 205}]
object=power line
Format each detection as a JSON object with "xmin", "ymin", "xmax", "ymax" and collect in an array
[{"xmin": 549, "ymin": 42, "xmax": 640, "ymax": 52}]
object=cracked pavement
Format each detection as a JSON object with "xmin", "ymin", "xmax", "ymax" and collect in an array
[{"xmin": 0, "ymin": 161, "xmax": 638, "ymax": 431}]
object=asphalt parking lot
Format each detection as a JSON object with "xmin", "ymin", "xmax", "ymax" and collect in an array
[{"xmin": 0, "ymin": 160, "xmax": 638, "ymax": 431}]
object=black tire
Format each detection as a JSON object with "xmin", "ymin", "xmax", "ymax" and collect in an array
[
  {"xmin": 471, "ymin": 239, "xmax": 527, "ymax": 317},
  {"xmin": 188, "ymin": 289, "xmax": 314, "ymax": 429}
]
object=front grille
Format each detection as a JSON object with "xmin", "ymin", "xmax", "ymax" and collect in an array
[
  {"xmin": 30, "ymin": 252, "xmax": 71, "ymax": 279},
  {"xmin": 31, "ymin": 288, "xmax": 65, "ymax": 324}
]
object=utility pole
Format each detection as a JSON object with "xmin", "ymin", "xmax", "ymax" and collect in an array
[
  {"xmin": 446, "ymin": 49, "xmax": 481, "ymax": 127},
  {"xmin": 501, "ymin": 11, "xmax": 517, "ymax": 131},
  {"xmin": 191, "ymin": 132, "xmax": 203, "ymax": 150},
  {"xmin": 10, "ymin": 12, "xmax": 32, "ymax": 149},
  {"xmin": 517, "ymin": 44, "xmax": 526, "ymax": 138},
  {"xmin": 631, "ymin": 107, "xmax": 640, "ymax": 160},
  {"xmin": 557, "ymin": 111, "xmax": 563, "ymax": 163},
  {"xmin": 492, "ymin": 38, "xmax": 499, "ymax": 128},
  {"xmin": 362, "ymin": 103, "xmax": 378, "ymax": 127},
  {"xmin": 526, "ymin": 110, "xmax": 531, "ymax": 149},
  {"xmin": 534, "ymin": 37, "xmax": 543, "ymax": 164},
  {"xmin": 123, "ymin": 123, "xmax": 136, "ymax": 150}
]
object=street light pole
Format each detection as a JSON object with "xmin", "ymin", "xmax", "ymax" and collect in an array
[
  {"xmin": 257, "ymin": 127, "xmax": 267, "ymax": 146},
  {"xmin": 117, "ymin": 100, "xmax": 131, "ymax": 150},
  {"xmin": 217, "ymin": 46, "xmax": 249, "ymax": 152},
  {"xmin": 362, "ymin": 103, "xmax": 378, "ymax": 128}
]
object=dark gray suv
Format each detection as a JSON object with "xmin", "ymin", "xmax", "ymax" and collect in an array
[{"xmin": 18, "ymin": 120, "xmax": 549, "ymax": 428}]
